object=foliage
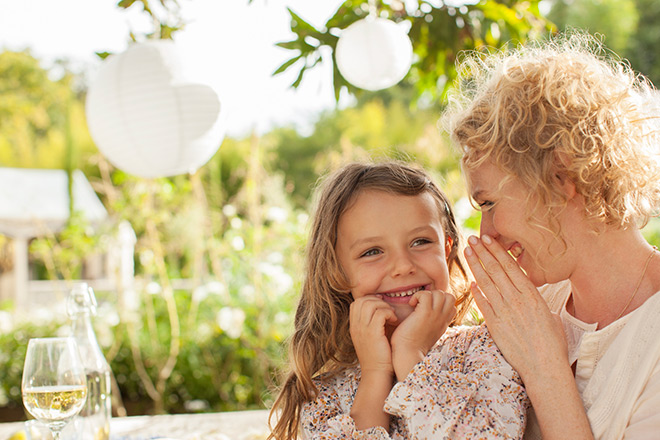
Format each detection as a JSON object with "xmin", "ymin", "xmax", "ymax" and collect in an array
[
  {"xmin": 546, "ymin": 0, "xmax": 660, "ymax": 87},
  {"xmin": 275, "ymin": 0, "xmax": 553, "ymax": 102},
  {"xmin": 0, "ymin": 160, "xmax": 306, "ymax": 415},
  {"xmin": 0, "ymin": 51, "xmax": 97, "ymax": 173},
  {"xmin": 270, "ymin": 93, "xmax": 467, "ymax": 208},
  {"xmin": 624, "ymin": 0, "xmax": 660, "ymax": 86},
  {"xmin": 546, "ymin": 0, "xmax": 639, "ymax": 55},
  {"xmin": 0, "ymin": 318, "xmax": 62, "ymax": 410},
  {"xmin": 29, "ymin": 211, "xmax": 103, "ymax": 280}
]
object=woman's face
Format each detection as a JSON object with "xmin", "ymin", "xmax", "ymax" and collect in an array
[
  {"xmin": 335, "ymin": 189, "xmax": 452, "ymax": 324},
  {"xmin": 465, "ymin": 159, "xmax": 569, "ymax": 286}
]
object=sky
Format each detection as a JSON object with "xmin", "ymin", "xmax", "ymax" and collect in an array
[{"xmin": 0, "ymin": 0, "xmax": 347, "ymax": 137}]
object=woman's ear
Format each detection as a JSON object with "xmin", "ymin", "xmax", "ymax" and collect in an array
[{"xmin": 555, "ymin": 172, "xmax": 577, "ymax": 199}]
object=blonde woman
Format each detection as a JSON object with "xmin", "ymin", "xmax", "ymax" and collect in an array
[{"xmin": 446, "ymin": 33, "xmax": 660, "ymax": 440}]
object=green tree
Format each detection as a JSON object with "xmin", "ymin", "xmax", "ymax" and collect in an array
[
  {"xmin": 0, "ymin": 50, "xmax": 97, "ymax": 172},
  {"xmin": 547, "ymin": 0, "xmax": 639, "ymax": 55},
  {"xmin": 625, "ymin": 0, "xmax": 660, "ymax": 86},
  {"xmin": 276, "ymin": 0, "xmax": 553, "ymax": 102}
]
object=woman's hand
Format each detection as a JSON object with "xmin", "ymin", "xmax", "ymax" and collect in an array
[
  {"xmin": 465, "ymin": 235, "xmax": 594, "ymax": 439},
  {"xmin": 463, "ymin": 234, "xmax": 568, "ymax": 380},
  {"xmin": 390, "ymin": 289, "xmax": 456, "ymax": 381}
]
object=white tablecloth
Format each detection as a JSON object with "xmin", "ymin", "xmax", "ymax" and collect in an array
[{"xmin": 0, "ymin": 410, "xmax": 271, "ymax": 440}]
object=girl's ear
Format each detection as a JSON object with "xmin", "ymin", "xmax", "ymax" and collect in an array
[{"xmin": 445, "ymin": 235, "xmax": 453, "ymax": 258}]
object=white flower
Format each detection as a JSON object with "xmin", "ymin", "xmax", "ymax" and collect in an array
[
  {"xmin": 184, "ymin": 399, "xmax": 210, "ymax": 412},
  {"xmin": 193, "ymin": 285, "xmax": 209, "ymax": 302},
  {"xmin": 222, "ymin": 204, "xmax": 237, "ymax": 217},
  {"xmin": 274, "ymin": 311, "xmax": 290, "ymax": 326},
  {"xmin": 146, "ymin": 281, "xmax": 162, "ymax": 295},
  {"xmin": 272, "ymin": 271, "xmax": 294, "ymax": 297},
  {"xmin": 230, "ymin": 217, "xmax": 243, "ymax": 229},
  {"xmin": 266, "ymin": 206, "xmax": 287, "ymax": 223},
  {"xmin": 216, "ymin": 307, "xmax": 246, "ymax": 339},
  {"xmin": 139, "ymin": 249, "xmax": 154, "ymax": 266},
  {"xmin": 239, "ymin": 285, "xmax": 256, "ymax": 304},
  {"xmin": 0, "ymin": 311, "xmax": 13, "ymax": 334},
  {"xmin": 205, "ymin": 281, "xmax": 226, "ymax": 296},
  {"xmin": 97, "ymin": 303, "xmax": 120, "ymax": 327},
  {"xmin": 297, "ymin": 212, "xmax": 309, "ymax": 225},
  {"xmin": 231, "ymin": 236, "xmax": 245, "ymax": 251},
  {"xmin": 266, "ymin": 252, "xmax": 284, "ymax": 264}
]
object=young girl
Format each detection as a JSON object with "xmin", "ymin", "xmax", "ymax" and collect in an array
[{"xmin": 268, "ymin": 161, "xmax": 529, "ymax": 439}]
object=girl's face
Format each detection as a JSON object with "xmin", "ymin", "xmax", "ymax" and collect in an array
[
  {"xmin": 335, "ymin": 189, "xmax": 452, "ymax": 324},
  {"xmin": 465, "ymin": 159, "xmax": 569, "ymax": 286}
]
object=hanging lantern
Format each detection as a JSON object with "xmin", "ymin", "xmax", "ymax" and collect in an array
[
  {"xmin": 335, "ymin": 17, "xmax": 413, "ymax": 91},
  {"xmin": 85, "ymin": 40, "xmax": 223, "ymax": 178}
]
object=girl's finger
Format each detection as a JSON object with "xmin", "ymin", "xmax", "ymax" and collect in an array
[
  {"xmin": 372, "ymin": 307, "xmax": 398, "ymax": 326},
  {"xmin": 409, "ymin": 289, "xmax": 432, "ymax": 309}
]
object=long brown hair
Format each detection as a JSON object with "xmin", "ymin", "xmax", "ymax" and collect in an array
[{"xmin": 268, "ymin": 161, "xmax": 472, "ymax": 439}]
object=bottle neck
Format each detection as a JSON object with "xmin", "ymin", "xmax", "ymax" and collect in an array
[
  {"xmin": 71, "ymin": 311, "xmax": 110, "ymax": 372},
  {"xmin": 71, "ymin": 311, "xmax": 96, "ymax": 339}
]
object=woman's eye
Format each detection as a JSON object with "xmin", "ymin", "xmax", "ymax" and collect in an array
[
  {"xmin": 361, "ymin": 248, "xmax": 381, "ymax": 257},
  {"xmin": 478, "ymin": 200, "xmax": 494, "ymax": 210}
]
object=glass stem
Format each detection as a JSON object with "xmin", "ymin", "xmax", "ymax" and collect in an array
[{"xmin": 51, "ymin": 427, "xmax": 63, "ymax": 440}]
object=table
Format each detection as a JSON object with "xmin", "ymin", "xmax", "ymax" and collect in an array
[{"xmin": 0, "ymin": 410, "xmax": 271, "ymax": 440}]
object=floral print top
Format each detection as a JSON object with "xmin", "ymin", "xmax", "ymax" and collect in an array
[{"xmin": 300, "ymin": 324, "xmax": 529, "ymax": 439}]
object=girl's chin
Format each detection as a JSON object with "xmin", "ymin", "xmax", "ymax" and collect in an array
[{"xmin": 392, "ymin": 306, "xmax": 413, "ymax": 323}]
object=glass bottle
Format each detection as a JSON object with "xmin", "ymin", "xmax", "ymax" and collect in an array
[{"xmin": 67, "ymin": 283, "xmax": 112, "ymax": 440}]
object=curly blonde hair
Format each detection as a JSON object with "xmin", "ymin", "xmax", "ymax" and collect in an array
[
  {"xmin": 444, "ymin": 32, "xmax": 660, "ymax": 232},
  {"xmin": 267, "ymin": 161, "xmax": 472, "ymax": 440}
]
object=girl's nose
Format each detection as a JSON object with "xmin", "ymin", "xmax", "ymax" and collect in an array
[{"xmin": 391, "ymin": 251, "xmax": 416, "ymax": 277}]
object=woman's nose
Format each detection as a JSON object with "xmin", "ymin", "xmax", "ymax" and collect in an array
[{"xmin": 479, "ymin": 211, "xmax": 498, "ymax": 238}]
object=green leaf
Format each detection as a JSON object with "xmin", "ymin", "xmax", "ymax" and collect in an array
[
  {"xmin": 117, "ymin": 0, "xmax": 137, "ymax": 8},
  {"xmin": 287, "ymin": 7, "xmax": 320, "ymax": 34},
  {"xmin": 291, "ymin": 65, "xmax": 307, "ymax": 88},
  {"xmin": 275, "ymin": 40, "xmax": 302, "ymax": 51},
  {"xmin": 272, "ymin": 55, "xmax": 302, "ymax": 76}
]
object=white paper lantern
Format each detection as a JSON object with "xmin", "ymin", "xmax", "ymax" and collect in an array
[
  {"xmin": 85, "ymin": 41, "xmax": 224, "ymax": 178},
  {"xmin": 335, "ymin": 17, "xmax": 413, "ymax": 91}
]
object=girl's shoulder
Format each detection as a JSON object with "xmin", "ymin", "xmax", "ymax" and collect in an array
[
  {"xmin": 439, "ymin": 323, "xmax": 493, "ymax": 347},
  {"xmin": 311, "ymin": 364, "xmax": 361, "ymax": 394},
  {"xmin": 433, "ymin": 323, "xmax": 502, "ymax": 365}
]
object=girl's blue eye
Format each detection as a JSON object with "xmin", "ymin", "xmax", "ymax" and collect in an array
[
  {"xmin": 412, "ymin": 238, "xmax": 431, "ymax": 247},
  {"xmin": 361, "ymin": 248, "xmax": 381, "ymax": 257}
]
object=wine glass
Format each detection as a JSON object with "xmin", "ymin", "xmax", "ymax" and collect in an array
[{"xmin": 22, "ymin": 337, "xmax": 88, "ymax": 440}]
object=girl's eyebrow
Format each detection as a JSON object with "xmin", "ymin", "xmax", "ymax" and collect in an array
[{"xmin": 349, "ymin": 236, "xmax": 382, "ymax": 251}]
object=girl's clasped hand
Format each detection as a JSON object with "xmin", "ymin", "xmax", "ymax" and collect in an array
[{"xmin": 350, "ymin": 288, "xmax": 456, "ymax": 382}]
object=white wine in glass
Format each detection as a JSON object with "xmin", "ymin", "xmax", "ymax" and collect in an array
[{"xmin": 22, "ymin": 337, "xmax": 88, "ymax": 440}]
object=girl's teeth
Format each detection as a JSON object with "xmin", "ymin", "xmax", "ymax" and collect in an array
[{"xmin": 385, "ymin": 286, "xmax": 423, "ymax": 297}]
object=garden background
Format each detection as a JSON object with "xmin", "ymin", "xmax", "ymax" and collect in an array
[{"xmin": 1, "ymin": 0, "xmax": 659, "ymax": 421}]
